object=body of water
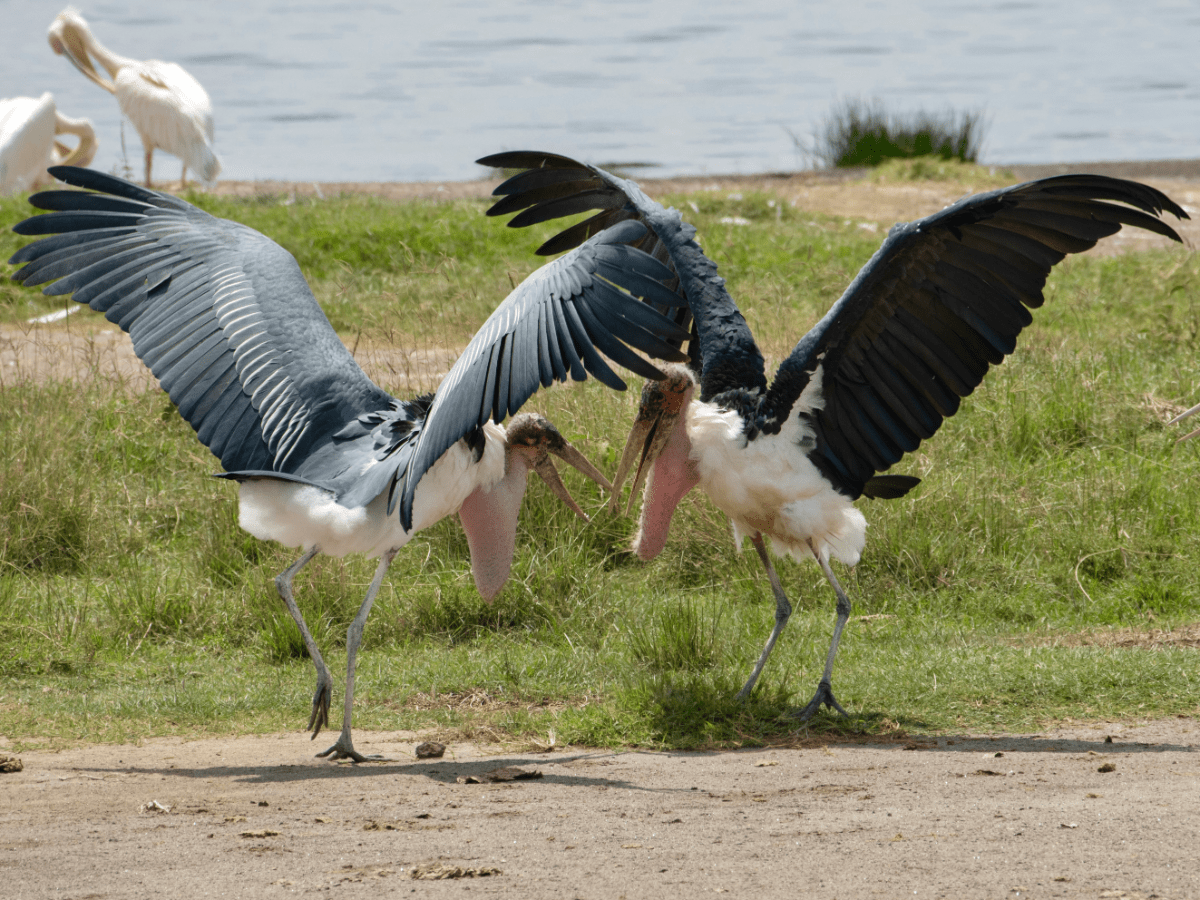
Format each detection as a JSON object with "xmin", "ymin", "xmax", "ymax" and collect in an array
[{"xmin": 2, "ymin": 0, "xmax": 1198, "ymax": 183}]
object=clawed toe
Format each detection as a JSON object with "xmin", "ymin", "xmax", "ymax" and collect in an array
[
  {"xmin": 315, "ymin": 738, "xmax": 381, "ymax": 763},
  {"xmin": 790, "ymin": 680, "xmax": 850, "ymax": 722},
  {"xmin": 307, "ymin": 679, "xmax": 332, "ymax": 737}
]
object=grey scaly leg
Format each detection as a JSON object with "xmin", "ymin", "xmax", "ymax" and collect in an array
[
  {"xmin": 273, "ymin": 546, "xmax": 333, "ymax": 736},
  {"xmin": 316, "ymin": 548, "xmax": 398, "ymax": 762},
  {"xmin": 735, "ymin": 533, "xmax": 793, "ymax": 701},
  {"xmin": 793, "ymin": 542, "xmax": 852, "ymax": 721}
]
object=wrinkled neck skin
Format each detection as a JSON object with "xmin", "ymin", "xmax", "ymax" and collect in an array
[
  {"xmin": 631, "ymin": 403, "xmax": 699, "ymax": 561},
  {"xmin": 458, "ymin": 444, "xmax": 531, "ymax": 601}
]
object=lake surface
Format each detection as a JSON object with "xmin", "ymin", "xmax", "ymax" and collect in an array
[{"xmin": 3, "ymin": 0, "xmax": 1197, "ymax": 183}]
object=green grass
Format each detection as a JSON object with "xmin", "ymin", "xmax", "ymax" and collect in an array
[{"xmin": 1, "ymin": 181, "xmax": 1198, "ymax": 752}]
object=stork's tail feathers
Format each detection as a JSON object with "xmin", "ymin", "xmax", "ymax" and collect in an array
[{"xmin": 860, "ymin": 474, "xmax": 921, "ymax": 500}]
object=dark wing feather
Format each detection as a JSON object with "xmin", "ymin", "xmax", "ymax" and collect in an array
[
  {"xmin": 395, "ymin": 220, "xmax": 690, "ymax": 530},
  {"xmin": 477, "ymin": 151, "xmax": 766, "ymax": 401},
  {"xmin": 9, "ymin": 166, "xmax": 395, "ymax": 483},
  {"xmin": 760, "ymin": 174, "xmax": 1188, "ymax": 498}
]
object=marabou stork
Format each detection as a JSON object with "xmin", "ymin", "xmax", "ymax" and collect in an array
[
  {"xmin": 8, "ymin": 165, "xmax": 688, "ymax": 760},
  {"xmin": 478, "ymin": 151, "xmax": 1188, "ymax": 720},
  {"xmin": 48, "ymin": 8, "xmax": 221, "ymax": 187}
]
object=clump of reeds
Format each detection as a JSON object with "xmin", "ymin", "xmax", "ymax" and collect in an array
[{"xmin": 810, "ymin": 97, "xmax": 986, "ymax": 168}]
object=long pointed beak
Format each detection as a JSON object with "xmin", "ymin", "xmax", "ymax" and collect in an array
[
  {"xmin": 506, "ymin": 412, "xmax": 612, "ymax": 523},
  {"xmin": 609, "ymin": 366, "xmax": 695, "ymax": 514},
  {"xmin": 49, "ymin": 23, "xmax": 116, "ymax": 92},
  {"xmin": 532, "ymin": 437, "xmax": 613, "ymax": 523}
]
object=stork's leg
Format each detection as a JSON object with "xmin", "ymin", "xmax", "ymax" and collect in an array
[
  {"xmin": 793, "ymin": 544, "xmax": 852, "ymax": 721},
  {"xmin": 273, "ymin": 546, "xmax": 334, "ymax": 736},
  {"xmin": 316, "ymin": 548, "xmax": 398, "ymax": 762},
  {"xmin": 180, "ymin": 164, "xmax": 188, "ymax": 188},
  {"xmin": 144, "ymin": 148, "xmax": 153, "ymax": 188},
  {"xmin": 735, "ymin": 532, "xmax": 793, "ymax": 701}
]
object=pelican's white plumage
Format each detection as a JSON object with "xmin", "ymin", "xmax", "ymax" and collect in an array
[
  {"xmin": 48, "ymin": 7, "xmax": 219, "ymax": 186},
  {"xmin": 0, "ymin": 93, "xmax": 96, "ymax": 195}
]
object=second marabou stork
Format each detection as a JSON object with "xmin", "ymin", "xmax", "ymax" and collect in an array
[
  {"xmin": 478, "ymin": 151, "xmax": 1188, "ymax": 720},
  {"xmin": 8, "ymin": 165, "xmax": 688, "ymax": 760}
]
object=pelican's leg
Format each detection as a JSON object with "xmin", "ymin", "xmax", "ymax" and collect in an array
[
  {"xmin": 792, "ymin": 543, "xmax": 852, "ymax": 721},
  {"xmin": 316, "ymin": 547, "xmax": 398, "ymax": 762},
  {"xmin": 273, "ymin": 546, "xmax": 334, "ymax": 736},
  {"xmin": 735, "ymin": 532, "xmax": 793, "ymax": 701},
  {"xmin": 144, "ymin": 148, "xmax": 153, "ymax": 188}
]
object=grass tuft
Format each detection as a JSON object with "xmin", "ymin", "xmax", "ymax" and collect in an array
[{"xmin": 808, "ymin": 97, "xmax": 986, "ymax": 168}]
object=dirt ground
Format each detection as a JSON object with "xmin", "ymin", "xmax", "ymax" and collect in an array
[
  {"xmin": 0, "ymin": 718, "xmax": 1197, "ymax": 899},
  {"xmin": 3, "ymin": 162, "xmax": 1199, "ymax": 898}
]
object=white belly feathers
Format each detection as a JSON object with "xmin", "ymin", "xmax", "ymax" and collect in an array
[
  {"xmin": 685, "ymin": 370, "xmax": 867, "ymax": 566},
  {"xmin": 236, "ymin": 421, "xmax": 509, "ymax": 559}
]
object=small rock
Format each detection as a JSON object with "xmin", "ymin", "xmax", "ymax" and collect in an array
[
  {"xmin": 415, "ymin": 742, "xmax": 446, "ymax": 759},
  {"xmin": 1098, "ymin": 762, "xmax": 1117, "ymax": 773},
  {"xmin": 239, "ymin": 829, "xmax": 280, "ymax": 838},
  {"xmin": 0, "ymin": 756, "xmax": 23, "ymax": 774}
]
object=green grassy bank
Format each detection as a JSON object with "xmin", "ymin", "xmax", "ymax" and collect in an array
[{"xmin": 1, "ymin": 177, "xmax": 1198, "ymax": 751}]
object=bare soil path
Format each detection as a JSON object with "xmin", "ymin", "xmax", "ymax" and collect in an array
[{"xmin": 1, "ymin": 718, "xmax": 1196, "ymax": 899}]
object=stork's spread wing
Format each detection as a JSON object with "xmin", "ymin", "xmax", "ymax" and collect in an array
[
  {"xmin": 760, "ymin": 175, "xmax": 1188, "ymax": 499},
  {"xmin": 395, "ymin": 219, "xmax": 690, "ymax": 530},
  {"xmin": 9, "ymin": 166, "xmax": 393, "ymax": 478},
  {"xmin": 477, "ymin": 151, "xmax": 764, "ymax": 401}
]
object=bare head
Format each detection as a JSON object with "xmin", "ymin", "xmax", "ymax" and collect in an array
[
  {"xmin": 609, "ymin": 363, "xmax": 696, "ymax": 514},
  {"xmin": 504, "ymin": 411, "xmax": 612, "ymax": 521}
]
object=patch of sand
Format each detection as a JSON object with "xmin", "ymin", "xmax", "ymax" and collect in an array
[{"xmin": 1, "ymin": 719, "xmax": 1196, "ymax": 899}]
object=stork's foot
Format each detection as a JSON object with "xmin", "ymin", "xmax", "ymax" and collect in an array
[
  {"xmin": 306, "ymin": 673, "xmax": 333, "ymax": 738},
  {"xmin": 315, "ymin": 733, "xmax": 382, "ymax": 763},
  {"xmin": 790, "ymin": 679, "xmax": 849, "ymax": 722}
]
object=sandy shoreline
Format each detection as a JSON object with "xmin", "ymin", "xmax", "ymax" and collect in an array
[{"xmin": 201, "ymin": 157, "xmax": 1200, "ymax": 202}]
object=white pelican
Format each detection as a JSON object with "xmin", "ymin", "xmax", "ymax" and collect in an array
[
  {"xmin": 0, "ymin": 93, "xmax": 96, "ymax": 195},
  {"xmin": 9, "ymin": 165, "xmax": 687, "ymax": 761},
  {"xmin": 481, "ymin": 151, "xmax": 1188, "ymax": 720},
  {"xmin": 48, "ymin": 7, "xmax": 220, "ymax": 187}
]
